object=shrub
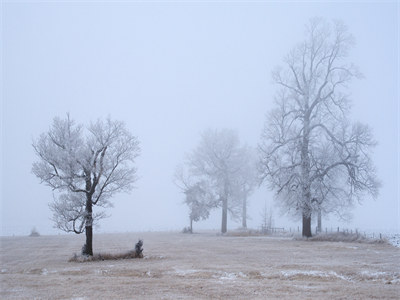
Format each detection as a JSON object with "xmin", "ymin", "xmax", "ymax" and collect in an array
[{"xmin": 29, "ymin": 227, "xmax": 40, "ymax": 237}]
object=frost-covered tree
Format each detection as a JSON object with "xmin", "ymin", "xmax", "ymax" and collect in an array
[
  {"xmin": 178, "ymin": 129, "xmax": 253, "ymax": 233},
  {"xmin": 259, "ymin": 18, "xmax": 380, "ymax": 237},
  {"xmin": 185, "ymin": 181, "xmax": 216, "ymax": 233},
  {"xmin": 175, "ymin": 170, "xmax": 218, "ymax": 233},
  {"xmin": 32, "ymin": 115, "xmax": 140, "ymax": 255}
]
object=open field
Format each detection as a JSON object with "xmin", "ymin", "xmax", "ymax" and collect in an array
[{"xmin": 1, "ymin": 232, "xmax": 399, "ymax": 299}]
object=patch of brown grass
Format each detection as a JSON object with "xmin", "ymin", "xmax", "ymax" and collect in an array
[
  {"xmin": 69, "ymin": 250, "xmax": 143, "ymax": 262},
  {"xmin": 224, "ymin": 229, "xmax": 291, "ymax": 237},
  {"xmin": 304, "ymin": 232, "xmax": 388, "ymax": 244},
  {"xmin": 224, "ymin": 229, "xmax": 263, "ymax": 237}
]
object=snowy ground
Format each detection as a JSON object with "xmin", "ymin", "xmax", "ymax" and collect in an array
[
  {"xmin": 1, "ymin": 232, "xmax": 399, "ymax": 299},
  {"xmin": 385, "ymin": 234, "xmax": 400, "ymax": 248}
]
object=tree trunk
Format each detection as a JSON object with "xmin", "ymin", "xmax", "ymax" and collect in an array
[
  {"xmin": 84, "ymin": 193, "xmax": 94, "ymax": 256},
  {"xmin": 302, "ymin": 213, "xmax": 312, "ymax": 238},
  {"xmin": 83, "ymin": 175, "xmax": 94, "ymax": 256},
  {"xmin": 317, "ymin": 208, "xmax": 322, "ymax": 233},
  {"xmin": 190, "ymin": 218, "xmax": 193, "ymax": 233},
  {"xmin": 242, "ymin": 194, "xmax": 247, "ymax": 229},
  {"xmin": 221, "ymin": 197, "xmax": 228, "ymax": 233},
  {"xmin": 85, "ymin": 221, "xmax": 93, "ymax": 256},
  {"xmin": 301, "ymin": 108, "xmax": 312, "ymax": 238},
  {"xmin": 301, "ymin": 186, "xmax": 312, "ymax": 237}
]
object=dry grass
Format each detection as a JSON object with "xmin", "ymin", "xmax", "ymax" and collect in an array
[
  {"xmin": 69, "ymin": 250, "xmax": 143, "ymax": 262},
  {"xmin": 224, "ymin": 229, "xmax": 264, "ymax": 237},
  {"xmin": 224, "ymin": 228, "xmax": 290, "ymax": 237},
  {"xmin": 1, "ymin": 231, "xmax": 399, "ymax": 299},
  {"xmin": 305, "ymin": 232, "xmax": 388, "ymax": 244}
]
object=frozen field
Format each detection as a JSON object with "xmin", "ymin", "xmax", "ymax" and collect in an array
[{"xmin": 1, "ymin": 231, "xmax": 399, "ymax": 299}]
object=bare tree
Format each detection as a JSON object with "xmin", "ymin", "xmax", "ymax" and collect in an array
[
  {"xmin": 259, "ymin": 18, "xmax": 380, "ymax": 237},
  {"xmin": 179, "ymin": 129, "xmax": 252, "ymax": 233},
  {"xmin": 260, "ymin": 200, "xmax": 274, "ymax": 234},
  {"xmin": 32, "ymin": 115, "xmax": 140, "ymax": 255}
]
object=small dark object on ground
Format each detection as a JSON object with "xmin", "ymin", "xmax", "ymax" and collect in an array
[
  {"xmin": 182, "ymin": 227, "xmax": 192, "ymax": 234},
  {"xmin": 29, "ymin": 227, "xmax": 40, "ymax": 237},
  {"xmin": 135, "ymin": 239, "xmax": 143, "ymax": 256}
]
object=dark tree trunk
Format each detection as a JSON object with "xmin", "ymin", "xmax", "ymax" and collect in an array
[
  {"xmin": 301, "ymin": 183, "xmax": 312, "ymax": 238},
  {"xmin": 190, "ymin": 218, "xmax": 193, "ymax": 233},
  {"xmin": 84, "ymin": 175, "xmax": 94, "ymax": 256},
  {"xmin": 83, "ymin": 182, "xmax": 93, "ymax": 256},
  {"xmin": 85, "ymin": 221, "xmax": 93, "ymax": 256},
  {"xmin": 221, "ymin": 197, "xmax": 228, "ymax": 233},
  {"xmin": 84, "ymin": 197, "xmax": 94, "ymax": 255},
  {"xmin": 302, "ymin": 213, "xmax": 312, "ymax": 238},
  {"xmin": 242, "ymin": 195, "xmax": 247, "ymax": 229},
  {"xmin": 317, "ymin": 208, "xmax": 322, "ymax": 233}
]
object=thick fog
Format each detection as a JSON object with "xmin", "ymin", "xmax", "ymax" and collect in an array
[{"xmin": 1, "ymin": 2, "xmax": 398, "ymax": 236}]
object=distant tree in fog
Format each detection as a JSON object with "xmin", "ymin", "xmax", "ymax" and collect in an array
[
  {"xmin": 260, "ymin": 201, "xmax": 274, "ymax": 233},
  {"xmin": 185, "ymin": 181, "xmax": 216, "ymax": 233},
  {"xmin": 177, "ymin": 129, "xmax": 256, "ymax": 233},
  {"xmin": 174, "ymin": 169, "xmax": 217, "ymax": 233},
  {"xmin": 32, "ymin": 115, "xmax": 140, "ymax": 255},
  {"xmin": 258, "ymin": 18, "xmax": 380, "ymax": 237},
  {"xmin": 231, "ymin": 147, "xmax": 258, "ymax": 229}
]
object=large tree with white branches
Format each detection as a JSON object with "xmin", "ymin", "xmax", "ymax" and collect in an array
[
  {"xmin": 32, "ymin": 115, "xmax": 140, "ymax": 255},
  {"xmin": 259, "ymin": 18, "xmax": 380, "ymax": 237}
]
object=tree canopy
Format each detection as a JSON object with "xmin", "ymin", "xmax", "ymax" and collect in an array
[
  {"xmin": 258, "ymin": 18, "xmax": 380, "ymax": 237},
  {"xmin": 32, "ymin": 115, "xmax": 140, "ymax": 255}
]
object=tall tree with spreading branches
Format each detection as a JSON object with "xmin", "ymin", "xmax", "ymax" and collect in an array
[
  {"xmin": 259, "ymin": 18, "xmax": 380, "ymax": 237},
  {"xmin": 32, "ymin": 115, "xmax": 140, "ymax": 255}
]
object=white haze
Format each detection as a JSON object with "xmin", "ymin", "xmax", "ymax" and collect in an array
[{"xmin": 1, "ymin": 1, "xmax": 398, "ymax": 236}]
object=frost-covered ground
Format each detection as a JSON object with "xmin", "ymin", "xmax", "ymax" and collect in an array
[
  {"xmin": 361, "ymin": 231, "xmax": 400, "ymax": 248},
  {"xmin": 1, "ymin": 232, "xmax": 399, "ymax": 299},
  {"xmin": 384, "ymin": 234, "xmax": 400, "ymax": 248}
]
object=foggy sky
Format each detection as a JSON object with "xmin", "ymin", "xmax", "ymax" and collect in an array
[{"xmin": 1, "ymin": 1, "xmax": 398, "ymax": 236}]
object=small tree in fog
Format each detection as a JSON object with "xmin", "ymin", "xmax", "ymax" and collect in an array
[
  {"xmin": 178, "ymin": 129, "xmax": 254, "ymax": 233},
  {"xmin": 32, "ymin": 115, "xmax": 140, "ymax": 255},
  {"xmin": 185, "ymin": 182, "xmax": 215, "ymax": 233},
  {"xmin": 260, "ymin": 201, "xmax": 274, "ymax": 233},
  {"xmin": 175, "ymin": 171, "xmax": 218, "ymax": 232},
  {"xmin": 258, "ymin": 18, "xmax": 380, "ymax": 237}
]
